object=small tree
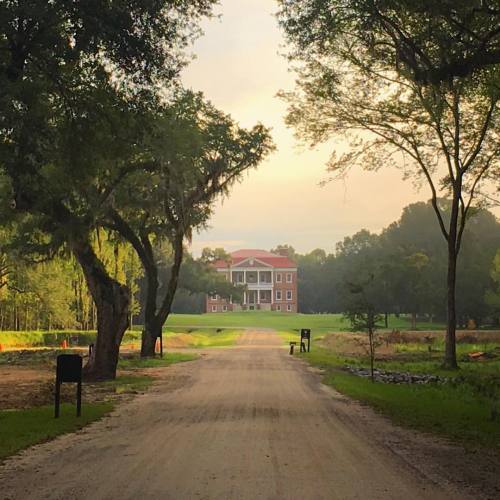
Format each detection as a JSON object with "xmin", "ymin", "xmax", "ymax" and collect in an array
[{"xmin": 344, "ymin": 276, "xmax": 384, "ymax": 382}]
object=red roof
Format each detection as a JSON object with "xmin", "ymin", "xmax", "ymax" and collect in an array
[
  {"xmin": 231, "ymin": 249, "xmax": 276, "ymax": 258},
  {"xmin": 213, "ymin": 249, "xmax": 296, "ymax": 269}
]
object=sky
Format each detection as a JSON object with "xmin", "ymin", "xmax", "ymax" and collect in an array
[{"xmin": 181, "ymin": 0, "xmax": 434, "ymax": 256}]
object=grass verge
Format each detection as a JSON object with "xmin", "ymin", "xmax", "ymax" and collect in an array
[
  {"xmin": 0, "ymin": 402, "xmax": 113, "ymax": 461},
  {"xmin": 301, "ymin": 348, "xmax": 500, "ymax": 450},
  {"xmin": 101, "ymin": 375, "xmax": 154, "ymax": 394}
]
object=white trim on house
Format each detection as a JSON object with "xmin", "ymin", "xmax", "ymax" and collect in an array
[
  {"xmin": 286, "ymin": 290, "xmax": 293, "ymax": 301},
  {"xmin": 222, "ymin": 305, "xmax": 228, "ymax": 312},
  {"xmin": 275, "ymin": 290, "xmax": 282, "ymax": 301},
  {"xmin": 246, "ymin": 284, "xmax": 275, "ymax": 291},
  {"xmin": 276, "ymin": 273, "xmax": 282, "ymax": 283},
  {"xmin": 276, "ymin": 305, "xmax": 281, "ymax": 311},
  {"xmin": 287, "ymin": 304, "xmax": 292, "ymax": 311},
  {"xmin": 211, "ymin": 305, "xmax": 217, "ymax": 312},
  {"xmin": 232, "ymin": 257, "xmax": 273, "ymax": 268},
  {"xmin": 218, "ymin": 266, "xmax": 296, "ymax": 272},
  {"xmin": 286, "ymin": 273, "xmax": 292, "ymax": 283}
]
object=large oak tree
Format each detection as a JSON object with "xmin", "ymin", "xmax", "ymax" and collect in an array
[
  {"xmin": 278, "ymin": 0, "xmax": 500, "ymax": 368},
  {"xmin": 0, "ymin": 0, "xmax": 216, "ymax": 379}
]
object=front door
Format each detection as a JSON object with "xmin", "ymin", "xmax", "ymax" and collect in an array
[{"xmin": 248, "ymin": 291, "xmax": 257, "ymax": 304}]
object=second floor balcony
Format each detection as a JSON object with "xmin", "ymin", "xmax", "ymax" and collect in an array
[{"xmin": 232, "ymin": 270, "xmax": 272, "ymax": 285}]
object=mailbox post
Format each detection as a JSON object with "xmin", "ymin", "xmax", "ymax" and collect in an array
[
  {"xmin": 55, "ymin": 354, "xmax": 83, "ymax": 418},
  {"xmin": 300, "ymin": 329, "xmax": 311, "ymax": 352}
]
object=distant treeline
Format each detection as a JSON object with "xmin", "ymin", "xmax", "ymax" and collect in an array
[{"xmin": 276, "ymin": 201, "xmax": 500, "ymax": 327}]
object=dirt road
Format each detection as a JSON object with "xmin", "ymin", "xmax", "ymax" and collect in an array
[{"xmin": 0, "ymin": 331, "xmax": 475, "ymax": 499}]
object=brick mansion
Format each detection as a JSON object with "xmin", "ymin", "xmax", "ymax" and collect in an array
[{"xmin": 206, "ymin": 249, "xmax": 298, "ymax": 313}]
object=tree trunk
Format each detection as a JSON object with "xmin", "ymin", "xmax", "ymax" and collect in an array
[
  {"xmin": 368, "ymin": 325, "xmax": 375, "ymax": 383},
  {"xmin": 71, "ymin": 236, "xmax": 130, "ymax": 381},
  {"xmin": 141, "ymin": 232, "xmax": 184, "ymax": 357},
  {"xmin": 141, "ymin": 317, "xmax": 162, "ymax": 356},
  {"xmin": 443, "ymin": 240, "xmax": 458, "ymax": 369},
  {"xmin": 156, "ymin": 234, "xmax": 184, "ymax": 330},
  {"xmin": 411, "ymin": 312, "xmax": 417, "ymax": 330},
  {"xmin": 140, "ymin": 246, "xmax": 161, "ymax": 357},
  {"xmin": 443, "ymin": 193, "xmax": 460, "ymax": 370}
]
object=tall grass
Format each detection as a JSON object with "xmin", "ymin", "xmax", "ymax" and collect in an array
[{"xmin": 0, "ymin": 330, "xmax": 142, "ymax": 348}]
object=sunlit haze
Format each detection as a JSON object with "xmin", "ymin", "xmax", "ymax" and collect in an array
[{"xmin": 182, "ymin": 0, "xmax": 427, "ymax": 255}]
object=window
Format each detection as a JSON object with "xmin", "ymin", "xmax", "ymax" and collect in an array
[
  {"xmin": 276, "ymin": 305, "xmax": 281, "ymax": 311},
  {"xmin": 286, "ymin": 290, "xmax": 292, "ymax": 301},
  {"xmin": 276, "ymin": 273, "xmax": 282, "ymax": 283},
  {"xmin": 222, "ymin": 305, "xmax": 228, "ymax": 312},
  {"xmin": 287, "ymin": 304, "xmax": 292, "ymax": 312},
  {"xmin": 211, "ymin": 305, "xmax": 217, "ymax": 312},
  {"xmin": 286, "ymin": 273, "xmax": 292, "ymax": 283},
  {"xmin": 275, "ymin": 290, "xmax": 282, "ymax": 301},
  {"xmin": 209, "ymin": 294, "xmax": 218, "ymax": 301}
]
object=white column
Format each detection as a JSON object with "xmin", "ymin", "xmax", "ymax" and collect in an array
[
  {"xmin": 243, "ymin": 291, "xmax": 247, "ymax": 305},
  {"xmin": 257, "ymin": 290, "xmax": 261, "ymax": 305},
  {"xmin": 271, "ymin": 271, "xmax": 274, "ymax": 304}
]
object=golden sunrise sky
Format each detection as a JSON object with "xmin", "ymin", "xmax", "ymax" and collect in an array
[{"xmin": 181, "ymin": 0, "xmax": 442, "ymax": 256}]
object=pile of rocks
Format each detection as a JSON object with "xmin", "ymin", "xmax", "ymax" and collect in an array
[{"xmin": 345, "ymin": 366, "xmax": 446, "ymax": 385}]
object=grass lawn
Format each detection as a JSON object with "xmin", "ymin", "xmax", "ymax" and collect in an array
[
  {"xmin": 119, "ymin": 352, "xmax": 198, "ymax": 369},
  {"xmin": 0, "ymin": 402, "xmax": 113, "ymax": 461},
  {"xmin": 162, "ymin": 328, "xmax": 243, "ymax": 347},
  {"xmin": 163, "ymin": 311, "xmax": 445, "ymax": 334},
  {"xmin": 300, "ymin": 347, "xmax": 500, "ymax": 450}
]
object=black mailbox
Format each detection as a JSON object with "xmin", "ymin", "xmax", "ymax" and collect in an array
[
  {"xmin": 300, "ymin": 329, "xmax": 311, "ymax": 339},
  {"xmin": 57, "ymin": 354, "xmax": 82, "ymax": 383},
  {"xmin": 55, "ymin": 354, "xmax": 83, "ymax": 418}
]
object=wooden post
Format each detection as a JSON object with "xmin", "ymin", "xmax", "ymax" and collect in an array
[
  {"xmin": 54, "ymin": 381, "xmax": 61, "ymax": 418},
  {"xmin": 76, "ymin": 381, "xmax": 82, "ymax": 417}
]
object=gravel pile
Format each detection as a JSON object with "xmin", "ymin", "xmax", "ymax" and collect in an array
[{"xmin": 345, "ymin": 366, "xmax": 446, "ymax": 385}]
